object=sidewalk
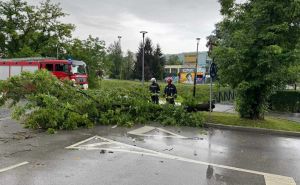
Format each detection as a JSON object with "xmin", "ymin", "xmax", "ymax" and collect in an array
[
  {"xmin": 214, "ymin": 103, "xmax": 300, "ymax": 123},
  {"xmin": 213, "ymin": 103, "xmax": 236, "ymax": 113}
]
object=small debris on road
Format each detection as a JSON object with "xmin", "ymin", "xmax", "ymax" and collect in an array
[
  {"xmin": 163, "ymin": 148, "xmax": 173, "ymax": 151},
  {"xmin": 100, "ymin": 149, "xmax": 106, "ymax": 154},
  {"xmin": 194, "ymin": 150, "xmax": 197, "ymax": 156},
  {"xmin": 192, "ymin": 137, "xmax": 204, "ymax": 140}
]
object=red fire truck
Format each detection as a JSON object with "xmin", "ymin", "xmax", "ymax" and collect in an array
[{"xmin": 0, "ymin": 58, "xmax": 88, "ymax": 89}]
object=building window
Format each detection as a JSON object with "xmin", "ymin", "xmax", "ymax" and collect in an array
[
  {"xmin": 171, "ymin": 68, "xmax": 178, "ymax": 74},
  {"xmin": 55, "ymin": 64, "xmax": 68, "ymax": 72},
  {"xmin": 45, "ymin": 64, "xmax": 53, "ymax": 71}
]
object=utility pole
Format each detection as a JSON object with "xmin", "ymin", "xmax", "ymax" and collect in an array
[
  {"xmin": 193, "ymin": 38, "xmax": 201, "ymax": 97},
  {"xmin": 208, "ymin": 39, "xmax": 215, "ymax": 121},
  {"xmin": 118, "ymin": 36, "xmax": 122, "ymax": 47},
  {"xmin": 56, "ymin": 43, "xmax": 59, "ymax": 59},
  {"xmin": 118, "ymin": 36, "xmax": 122, "ymax": 80},
  {"xmin": 140, "ymin": 31, "xmax": 147, "ymax": 85}
]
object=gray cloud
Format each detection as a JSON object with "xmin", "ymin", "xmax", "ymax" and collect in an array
[{"xmin": 26, "ymin": 0, "xmax": 223, "ymax": 53}]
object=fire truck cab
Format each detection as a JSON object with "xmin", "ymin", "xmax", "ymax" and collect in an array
[
  {"xmin": 0, "ymin": 58, "xmax": 88, "ymax": 89},
  {"xmin": 70, "ymin": 60, "xmax": 88, "ymax": 90}
]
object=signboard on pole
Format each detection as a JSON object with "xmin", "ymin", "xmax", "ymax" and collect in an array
[{"xmin": 210, "ymin": 63, "xmax": 217, "ymax": 79}]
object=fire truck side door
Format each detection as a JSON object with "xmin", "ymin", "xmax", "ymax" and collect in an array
[{"xmin": 53, "ymin": 64, "xmax": 69, "ymax": 80}]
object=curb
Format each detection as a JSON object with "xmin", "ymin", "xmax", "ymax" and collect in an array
[{"xmin": 204, "ymin": 122, "xmax": 300, "ymax": 137}]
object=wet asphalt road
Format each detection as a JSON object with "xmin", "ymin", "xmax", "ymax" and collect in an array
[{"xmin": 1, "ymin": 111, "xmax": 300, "ymax": 185}]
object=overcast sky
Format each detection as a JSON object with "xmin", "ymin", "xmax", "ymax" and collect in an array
[{"xmin": 27, "ymin": 0, "xmax": 226, "ymax": 54}]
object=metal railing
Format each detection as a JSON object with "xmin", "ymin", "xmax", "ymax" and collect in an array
[{"xmin": 213, "ymin": 90, "xmax": 236, "ymax": 103}]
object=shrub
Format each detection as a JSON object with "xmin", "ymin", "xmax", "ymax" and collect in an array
[{"xmin": 269, "ymin": 91, "xmax": 300, "ymax": 112}]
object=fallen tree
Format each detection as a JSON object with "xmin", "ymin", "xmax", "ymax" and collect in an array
[{"xmin": 0, "ymin": 70, "xmax": 205, "ymax": 132}]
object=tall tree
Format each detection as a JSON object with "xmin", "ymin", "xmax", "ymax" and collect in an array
[
  {"xmin": 134, "ymin": 38, "xmax": 165, "ymax": 81},
  {"xmin": 0, "ymin": 0, "xmax": 74, "ymax": 58},
  {"xmin": 122, "ymin": 51, "xmax": 135, "ymax": 80},
  {"xmin": 64, "ymin": 35, "xmax": 106, "ymax": 88},
  {"xmin": 153, "ymin": 45, "xmax": 165, "ymax": 80},
  {"xmin": 107, "ymin": 41, "xmax": 123, "ymax": 79},
  {"xmin": 211, "ymin": 0, "xmax": 300, "ymax": 119},
  {"xmin": 134, "ymin": 38, "xmax": 153, "ymax": 80}
]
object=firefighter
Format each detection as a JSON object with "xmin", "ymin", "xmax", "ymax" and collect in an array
[
  {"xmin": 164, "ymin": 78, "xmax": 177, "ymax": 104},
  {"xmin": 149, "ymin": 78, "xmax": 160, "ymax": 104}
]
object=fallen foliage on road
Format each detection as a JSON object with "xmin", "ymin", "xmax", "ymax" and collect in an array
[{"xmin": 0, "ymin": 70, "xmax": 204, "ymax": 132}]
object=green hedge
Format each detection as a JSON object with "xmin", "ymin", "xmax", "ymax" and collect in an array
[{"xmin": 269, "ymin": 91, "xmax": 300, "ymax": 112}]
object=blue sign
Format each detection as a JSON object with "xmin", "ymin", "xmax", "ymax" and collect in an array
[{"xmin": 210, "ymin": 63, "xmax": 217, "ymax": 79}]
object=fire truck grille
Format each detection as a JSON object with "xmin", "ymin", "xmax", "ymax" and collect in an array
[{"xmin": 76, "ymin": 77, "xmax": 87, "ymax": 83}]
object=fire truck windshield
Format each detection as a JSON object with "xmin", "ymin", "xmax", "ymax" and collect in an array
[{"xmin": 71, "ymin": 64, "xmax": 86, "ymax": 74}]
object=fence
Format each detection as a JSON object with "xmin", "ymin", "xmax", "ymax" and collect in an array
[{"xmin": 213, "ymin": 90, "xmax": 236, "ymax": 103}]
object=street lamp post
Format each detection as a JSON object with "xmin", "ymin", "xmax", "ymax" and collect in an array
[
  {"xmin": 118, "ymin": 36, "xmax": 122, "ymax": 48},
  {"xmin": 56, "ymin": 43, "xmax": 59, "ymax": 59},
  {"xmin": 118, "ymin": 36, "xmax": 122, "ymax": 80},
  {"xmin": 140, "ymin": 31, "xmax": 147, "ymax": 85},
  {"xmin": 193, "ymin": 38, "xmax": 201, "ymax": 97}
]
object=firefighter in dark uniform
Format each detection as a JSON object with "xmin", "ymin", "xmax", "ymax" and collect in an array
[
  {"xmin": 164, "ymin": 78, "xmax": 177, "ymax": 104},
  {"xmin": 149, "ymin": 78, "xmax": 160, "ymax": 104}
]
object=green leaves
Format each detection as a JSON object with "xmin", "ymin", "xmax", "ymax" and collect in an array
[
  {"xmin": 64, "ymin": 36, "xmax": 106, "ymax": 88},
  {"xmin": 0, "ymin": 0, "xmax": 74, "ymax": 58},
  {"xmin": 134, "ymin": 38, "xmax": 165, "ymax": 81},
  {"xmin": 211, "ymin": 0, "xmax": 300, "ymax": 119},
  {"xmin": 219, "ymin": 0, "xmax": 235, "ymax": 16},
  {"xmin": 0, "ymin": 70, "xmax": 205, "ymax": 132}
]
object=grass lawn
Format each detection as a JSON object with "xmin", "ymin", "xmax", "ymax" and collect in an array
[
  {"xmin": 94, "ymin": 79, "xmax": 300, "ymax": 133},
  {"xmin": 203, "ymin": 112, "xmax": 300, "ymax": 132},
  {"xmin": 97, "ymin": 79, "xmax": 230, "ymax": 103}
]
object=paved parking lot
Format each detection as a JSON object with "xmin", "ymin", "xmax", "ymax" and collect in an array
[{"xmin": 0, "ymin": 112, "xmax": 299, "ymax": 185}]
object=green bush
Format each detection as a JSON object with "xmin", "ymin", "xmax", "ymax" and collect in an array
[{"xmin": 269, "ymin": 91, "xmax": 300, "ymax": 112}]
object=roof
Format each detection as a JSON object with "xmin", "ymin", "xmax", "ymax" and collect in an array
[
  {"xmin": 0, "ymin": 57, "xmax": 56, "ymax": 62},
  {"xmin": 71, "ymin": 60, "xmax": 87, "ymax": 66}
]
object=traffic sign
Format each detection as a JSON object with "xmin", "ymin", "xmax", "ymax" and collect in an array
[{"xmin": 210, "ymin": 62, "xmax": 217, "ymax": 79}]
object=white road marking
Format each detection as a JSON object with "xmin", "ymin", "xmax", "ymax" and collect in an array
[
  {"xmin": 265, "ymin": 175, "xmax": 296, "ymax": 185},
  {"xmin": 128, "ymin": 126, "xmax": 187, "ymax": 139},
  {"xmin": 66, "ymin": 136, "xmax": 162, "ymax": 156},
  {"xmin": 0, "ymin": 161, "xmax": 29, "ymax": 173},
  {"xmin": 67, "ymin": 135, "xmax": 297, "ymax": 185},
  {"xmin": 65, "ymin": 136, "xmax": 98, "ymax": 149}
]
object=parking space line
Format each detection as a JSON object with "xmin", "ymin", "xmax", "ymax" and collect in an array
[
  {"xmin": 0, "ymin": 161, "xmax": 29, "ymax": 173},
  {"xmin": 65, "ymin": 136, "xmax": 97, "ymax": 149},
  {"xmin": 128, "ymin": 126, "xmax": 187, "ymax": 139},
  {"xmin": 67, "ymin": 135, "xmax": 296, "ymax": 185}
]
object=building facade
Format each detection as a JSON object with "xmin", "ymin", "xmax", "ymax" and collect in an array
[{"xmin": 164, "ymin": 51, "xmax": 212, "ymax": 83}]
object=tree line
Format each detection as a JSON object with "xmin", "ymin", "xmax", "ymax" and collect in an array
[{"xmin": 0, "ymin": 0, "xmax": 166, "ymax": 87}]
